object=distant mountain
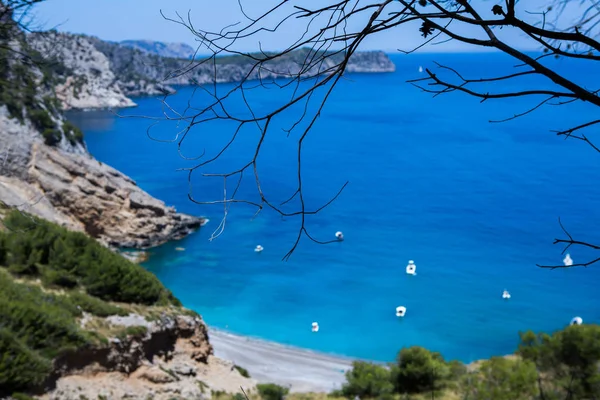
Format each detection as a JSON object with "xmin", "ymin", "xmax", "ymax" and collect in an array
[
  {"xmin": 119, "ymin": 39, "xmax": 195, "ymax": 59},
  {"xmin": 26, "ymin": 32, "xmax": 396, "ymax": 107}
]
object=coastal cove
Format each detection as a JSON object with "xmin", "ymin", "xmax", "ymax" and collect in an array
[{"xmin": 72, "ymin": 52, "xmax": 600, "ymax": 364}]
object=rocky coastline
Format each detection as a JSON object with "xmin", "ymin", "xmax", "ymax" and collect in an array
[{"xmin": 27, "ymin": 31, "xmax": 396, "ymax": 110}]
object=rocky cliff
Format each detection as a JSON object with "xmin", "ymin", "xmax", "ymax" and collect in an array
[
  {"xmin": 27, "ymin": 31, "xmax": 136, "ymax": 110},
  {"xmin": 0, "ymin": 15, "xmax": 204, "ymax": 249},
  {"xmin": 0, "ymin": 106, "xmax": 204, "ymax": 248},
  {"xmin": 41, "ymin": 313, "xmax": 254, "ymax": 400},
  {"xmin": 27, "ymin": 31, "xmax": 396, "ymax": 109},
  {"xmin": 120, "ymin": 39, "xmax": 196, "ymax": 59}
]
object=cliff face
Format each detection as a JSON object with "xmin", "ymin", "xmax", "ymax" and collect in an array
[
  {"xmin": 1, "ymin": 25, "xmax": 204, "ymax": 249},
  {"xmin": 0, "ymin": 107, "xmax": 204, "ymax": 248},
  {"xmin": 40, "ymin": 311, "xmax": 255, "ymax": 400},
  {"xmin": 26, "ymin": 32, "xmax": 396, "ymax": 108},
  {"xmin": 27, "ymin": 31, "xmax": 135, "ymax": 110},
  {"xmin": 119, "ymin": 39, "xmax": 196, "ymax": 59},
  {"xmin": 39, "ymin": 313, "xmax": 246, "ymax": 400}
]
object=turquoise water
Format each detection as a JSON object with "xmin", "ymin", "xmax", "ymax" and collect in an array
[{"xmin": 72, "ymin": 53, "xmax": 600, "ymax": 363}]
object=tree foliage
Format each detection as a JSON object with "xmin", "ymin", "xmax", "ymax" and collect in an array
[
  {"xmin": 335, "ymin": 325, "xmax": 600, "ymax": 399},
  {"xmin": 0, "ymin": 210, "xmax": 184, "ymax": 396},
  {"xmin": 460, "ymin": 357, "xmax": 538, "ymax": 400},
  {"xmin": 339, "ymin": 361, "xmax": 394, "ymax": 399},
  {"xmin": 257, "ymin": 383, "xmax": 290, "ymax": 400},
  {"xmin": 392, "ymin": 346, "xmax": 452, "ymax": 394},
  {"xmin": 150, "ymin": 0, "xmax": 600, "ymax": 262},
  {"xmin": 0, "ymin": 210, "xmax": 180, "ymax": 305},
  {"xmin": 518, "ymin": 324, "xmax": 600, "ymax": 398}
]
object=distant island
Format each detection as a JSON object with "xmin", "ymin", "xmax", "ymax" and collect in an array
[{"xmin": 26, "ymin": 31, "xmax": 397, "ymax": 110}]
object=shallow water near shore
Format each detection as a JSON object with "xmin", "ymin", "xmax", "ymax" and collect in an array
[{"xmin": 72, "ymin": 52, "xmax": 600, "ymax": 363}]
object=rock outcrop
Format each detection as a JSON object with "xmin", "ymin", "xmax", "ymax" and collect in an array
[
  {"xmin": 120, "ymin": 39, "xmax": 196, "ymax": 59},
  {"xmin": 39, "ymin": 313, "xmax": 255, "ymax": 400},
  {"xmin": 0, "ymin": 104, "xmax": 204, "ymax": 248},
  {"xmin": 26, "ymin": 32, "xmax": 396, "ymax": 108},
  {"xmin": 27, "ymin": 31, "xmax": 135, "ymax": 110}
]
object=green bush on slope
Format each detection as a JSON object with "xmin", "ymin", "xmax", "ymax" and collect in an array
[
  {"xmin": 460, "ymin": 357, "xmax": 538, "ymax": 400},
  {"xmin": 0, "ymin": 210, "xmax": 183, "ymax": 396},
  {"xmin": 257, "ymin": 383, "xmax": 290, "ymax": 400},
  {"xmin": 337, "ymin": 361, "xmax": 394, "ymax": 399},
  {"xmin": 335, "ymin": 324, "xmax": 600, "ymax": 399},
  {"xmin": 0, "ymin": 210, "xmax": 180, "ymax": 306}
]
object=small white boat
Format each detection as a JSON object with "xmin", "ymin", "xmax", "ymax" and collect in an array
[
  {"xmin": 311, "ymin": 322, "xmax": 319, "ymax": 332},
  {"xmin": 254, "ymin": 245, "xmax": 264, "ymax": 253},
  {"xmin": 335, "ymin": 231, "xmax": 344, "ymax": 241},
  {"xmin": 418, "ymin": 66, "xmax": 424, "ymax": 73},
  {"xmin": 396, "ymin": 306, "xmax": 407, "ymax": 317},
  {"xmin": 406, "ymin": 260, "xmax": 417, "ymax": 275},
  {"xmin": 570, "ymin": 316, "xmax": 583, "ymax": 326},
  {"xmin": 502, "ymin": 290, "xmax": 511, "ymax": 299},
  {"xmin": 563, "ymin": 253, "xmax": 573, "ymax": 266},
  {"xmin": 175, "ymin": 247, "xmax": 185, "ymax": 251}
]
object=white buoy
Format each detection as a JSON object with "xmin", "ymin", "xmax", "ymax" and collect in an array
[
  {"xmin": 570, "ymin": 316, "xmax": 583, "ymax": 326},
  {"xmin": 406, "ymin": 260, "xmax": 417, "ymax": 275},
  {"xmin": 311, "ymin": 322, "xmax": 319, "ymax": 332},
  {"xmin": 396, "ymin": 306, "xmax": 407, "ymax": 317},
  {"xmin": 335, "ymin": 231, "xmax": 344, "ymax": 241},
  {"xmin": 563, "ymin": 253, "xmax": 573, "ymax": 267},
  {"xmin": 502, "ymin": 290, "xmax": 511, "ymax": 299},
  {"xmin": 418, "ymin": 66, "xmax": 424, "ymax": 73},
  {"xmin": 254, "ymin": 245, "xmax": 264, "ymax": 253}
]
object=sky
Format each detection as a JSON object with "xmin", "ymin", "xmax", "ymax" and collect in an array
[{"xmin": 31, "ymin": 0, "xmax": 582, "ymax": 53}]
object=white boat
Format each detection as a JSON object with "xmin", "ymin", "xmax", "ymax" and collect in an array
[
  {"xmin": 406, "ymin": 260, "xmax": 417, "ymax": 275},
  {"xmin": 335, "ymin": 231, "xmax": 344, "ymax": 241},
  {"xmin": 502, "ymin": 290, "xmax": 511, "ymax": 299},
  {"xmin": 396, "ymin": 306, "xmax": 407, "ymax": 317},
  {"xmin": 570, "ymin": 316, "xmax": 583, "ymax": 325},
  {"xmin": 254, "ymin": 245, "xmax": 264, "ymax": 253},
  {"xmin": 311, "ymin": 322, "xmax": 320, "ymax": 332}
]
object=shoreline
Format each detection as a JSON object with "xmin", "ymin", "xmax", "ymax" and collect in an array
[{"xmin": 208, "ymin": 328, "xmax": 356, "ymax": 393}]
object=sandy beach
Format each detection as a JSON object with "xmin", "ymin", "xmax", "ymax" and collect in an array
[{"xmin": 209, "ymin": 329, "xmax": 356, "ymax": 393}]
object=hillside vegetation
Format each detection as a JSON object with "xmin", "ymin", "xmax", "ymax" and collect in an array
[
  {"xmin": 0, "ymin": 209, "xmax": 181, "ymax": 396},
  {"xmin": 330, "ymin": 324, "xmax": 600, "ymax": 400}
]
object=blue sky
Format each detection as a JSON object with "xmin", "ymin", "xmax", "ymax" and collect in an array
[{"xmin": 32, "ymin": 0, "xmax": 575, "ymax": 53}]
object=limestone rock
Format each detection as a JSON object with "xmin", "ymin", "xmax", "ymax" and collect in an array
[
  {"xmin": 0, "ymin": 108, "xmax": 204, "ymax": 248},
  {"xmin": 27, "ymin": 31, "xmax": 136, "ymax": 110},
  {"xmin": 137, "ymin": 366, "xmax": 177, "ymax": 384}
]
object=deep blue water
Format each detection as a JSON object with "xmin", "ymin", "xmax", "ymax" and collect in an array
[{"xmin": 72, "ymin": 52, "xmax": 600, "ymax": 363}]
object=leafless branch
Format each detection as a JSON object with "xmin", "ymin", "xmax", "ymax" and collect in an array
[{"xmin": 145, "ymin": 0, "xmax": 600, "ymax": 263}]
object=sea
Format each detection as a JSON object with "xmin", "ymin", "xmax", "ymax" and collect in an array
[{"xmin": 69, "ymin": 52, "xmax": 600, "ymax": 364}]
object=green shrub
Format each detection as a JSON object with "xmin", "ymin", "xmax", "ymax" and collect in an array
[
  {"xmin": 459, "ymin": 357, "xmax": 538, "ymax": 400},
  {"xmin": 257, "ymin": 383, "xmax": 290, "ymax": 400},
  {"xmin": 116, "ymin": 325, "xmax": 148, "ymax": 340},
  {"xmin": 0, "ymin": 210, "xmax": 180, "ymax": 306},
  {"xmin": 233, "ymin": 364, "xmax": 251, "ymax": 378},
  {"xmin": 42, "ymin": 128, "xmax": 62, "ymax": 146},
  {"xmin": 392, "ymin": 346, "xmax": 452, "ymax": 394},
  {"xmin": 10, "ymin": 393, "xmax": 37, "ymax": 400},
  {"xmin": 42, "ymin": 268, "xmax": 78, "ymax": 289},
  {"xmin": 63, "ymin": 120, "xmax": 84, "ymax": 144},
  {"xmin": 339, "ymin": 361, "xmax": 394, "ymax": 399},
  {"xmin": 518, "ymin": 324, "xmax": 600, "ymax": 399},
  {"xmin": 28, "ymin": 108, "xmax": 55, "ymax": 131},
  {"xmin": 68, "ymin": 291, "xmax": 128, "ymax": 317},
  {"xmin": 0, "ymin": 328, "xmax": 52, "ymax": 395},
  {"xmin": 8, "ymin": 262, "xmax": 38, "ymax": 276}
]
